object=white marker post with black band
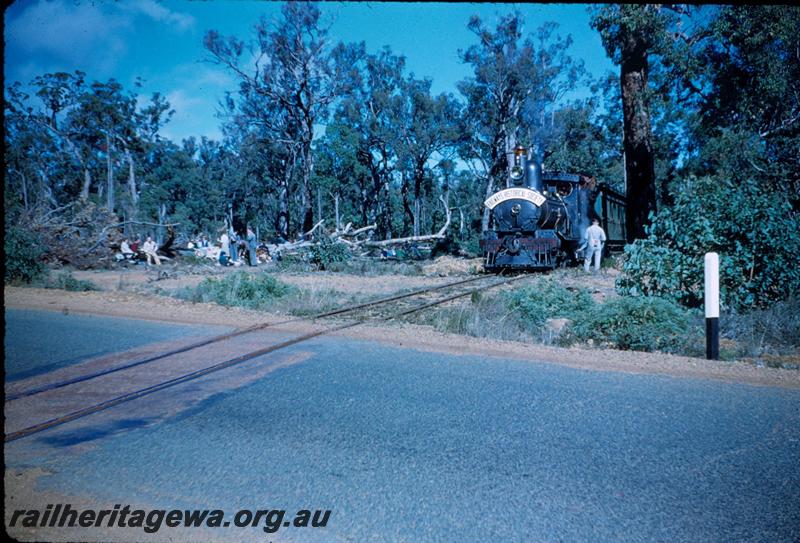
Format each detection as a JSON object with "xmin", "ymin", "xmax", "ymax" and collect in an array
[{"xmin": 705, "ymin": 252, "xmax": 720, "ymax": 360}]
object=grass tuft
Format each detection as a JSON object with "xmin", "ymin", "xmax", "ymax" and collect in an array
[{"xmin": 179, "ymin": 271, "xmax": 295, "ymax": 310}]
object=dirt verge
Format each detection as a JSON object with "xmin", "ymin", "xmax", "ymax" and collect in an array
[{"xmin": 6, "ymin": 280, "xmax": 799, "ymax": 390}]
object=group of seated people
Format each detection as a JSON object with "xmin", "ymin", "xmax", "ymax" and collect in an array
[
  {"xmin": 115, "ymin": 238, "xmax": 139, "ymax": 263},
  {"xmin": 117, "ymin": 231, "xmax": 269, "ymax": 268},
  {"xmin": 187, "ymin": 235, "xmax": 211, "ymax": 250},
  {"xmin": 115, "ymin": 236, "xmax": 162, "ymax": 265}
]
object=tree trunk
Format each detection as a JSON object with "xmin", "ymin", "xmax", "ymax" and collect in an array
[
  {"xmin": 481, "ymin": 131, "xmax": 508, "ymax": 232},
  {"xmin": 333, "ymin": 193, "xmax": 341, "ymax": 231},
  {"xmin": 400, "ymin": 175, "xmax": 414, "ymax": 236},
  {"xmin": 126, "ymin": 147, "xmax": 138, "ymax": 208},
  {"xmin": 413, "ymin": 198, "xmax": 420, "ymax": 237},
  {"xmin": 106, "ymin": 133, "xmax": 115, "ymax": 212},
  {"xmin": 317, "ymin": 186, "xmax": 323, "ymax": 227},
  {"xmin": 125, "ymin": 147, "xmax": 137, "ymax": 236},
  {"xmin": 620, "ymin": 39, "xmax": 657, "ymax": 242},
  {"xmin": 158, "ymin": 204, "xmax": 167, "ymax": 245},
  {"xmin": 360, "ymin": 186, "xmax": 370, "ymax": 229},
  {"xmin": 276, "ymin": 176, "xmax": 289, "ymax": 240},
  {"xmin": 20, "ymin": 171, "xmax": 29, "ymax": 212},
  {"xmin": 413, "ymin": 162, "xmax": 426, "ymax": 237},
  {"xmin": 80, "ymin": 168, "xmax": 92, "ymax": 201},
  {"xmin": 40, "ymin": 170, "xmax": 56, "ymax": 206},
  {"xmin": 300, "ymin": 138, "xmax": 315, "ymax": 234},
  {"xmin": 480, "ymin": 176, "xmax": 496, "ymax": 232},
  {"xmin": 382, "ymin": 175, "xmax": 393, "ymax": 240}
]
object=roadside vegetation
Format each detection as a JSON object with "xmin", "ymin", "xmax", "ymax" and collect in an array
[
  {"xmin": 11, "ymin": 267, "xmax": 101, "ymax": 292},
  {"xmin": 7, "ymin": 258, "xmax": 798, "ymax": 367},
  {"xmin": 409, "ymin": 271, "xmax": 799, "ymax": 368},
  {"xmin": 42, "ymin": 271, "xmax": 100, "ymax": 292},
  {"xmin": 174, "ymin": 270, "xmax": 359, "ymax": 316},
  {"xmin": 411, "ymin": 277, "xmax": 703, "ymax": 356},
  {"xmin": 274, "ymin": 254, "xmax": 427, "ymax": 276},
  {"xmin": 4, "ymin": 226, "xmax": 46, "ymax": 284}
]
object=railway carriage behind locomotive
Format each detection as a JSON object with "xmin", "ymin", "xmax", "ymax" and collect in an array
[{"xmin": 480, "ymin": 146, "xmax": 626, "ymax": 271}]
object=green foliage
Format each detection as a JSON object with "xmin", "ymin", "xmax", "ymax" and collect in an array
[
  {"xmin": 187, "ymin": 272, "xmax": 295, "ymax": 309},
  {"xmin": 460, "ymin": 235, "xmax": 482, "ymax": 258},
  {"xmin": 322, "ymin": 258, "xmax": 425, "ymax": 276},
  {"xmin": 543, "ymin": 100, "xmax": 624, "ymax": 190},
  {"xmin": 590, "ymin": 5, "xmax": 673, "ymax": 62},
  {"xmin": 503, "ymin": 281, "xmax": 596, "ymax": 329},
  {"xmin": 4, "ymin": 226, "xmax": 46, "ymax": 284},
  {"xmin": 566, "ymin": 296, "xmax": 695, "ymax": 353},
  {"xmin": 46, "ymin": 272, "xmax": 99, "ymax": 292},
  {"xmin": 722, "ymin": 297, "xmax": 800, "ymax": 359},
  {"xmin": 617, "ymin": 176, "xmax": 800, "ymax": 310},
  {"xmin": 459, "ymin": 13, "xmax": 585, "ymax": 200},
  {"xmin": 709, "ymin": 7, "xmax": 799, "ymax": 204},
  {"xmin": 419, "ymin": 277, "xmax": 699, "ymax": 354},
  {"xmin": 307, "ymin": 240, "xmax": 351, "ymax": 270}
]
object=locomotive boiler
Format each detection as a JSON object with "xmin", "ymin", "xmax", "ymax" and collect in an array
[{"xmin": 480, "ymin": 146, "xmax": 624, "ymax": 271}]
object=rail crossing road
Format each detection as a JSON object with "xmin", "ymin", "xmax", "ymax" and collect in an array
[{"xmin": 4, "ymin": 308, "xmax": 800, "ymax": 542}]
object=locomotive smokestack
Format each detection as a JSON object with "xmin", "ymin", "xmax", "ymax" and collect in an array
[{"xmin": 526, "ymin": 146, "xmax": 543, "ymax": 192}]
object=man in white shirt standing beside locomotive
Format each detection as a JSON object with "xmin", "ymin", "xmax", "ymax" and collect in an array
[{"xmin": 583, "ymin": 218, "xmax": 606, "ymax": 273}]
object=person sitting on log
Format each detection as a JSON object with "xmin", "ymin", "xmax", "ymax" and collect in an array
[
  {"xmin": 120, "ymin": 239, "xmax": 135, "ymax": 259},
  {"xmin": 142, "ymin": 236, "xmax": 161, "ymax": 266}
]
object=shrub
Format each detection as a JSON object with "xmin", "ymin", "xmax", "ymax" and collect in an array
[
  {"xmin": 307, "ymin": 240, "xmax": 351, "ymax": 270},
  {"xmin": 187, "ymin": 272, "xmax": 294, "ymax": 309},
  {"xmin": 460, "ymin": 235, "xmax": 483, "ymax": 258},
  {"xmin": 408, "ymin": 273, "xmax": 705, "ymax": 355},
  {"xmin": 318, "ymin": 257, "xmax": 424, "ymax": 276},
  {"xmin": 412, "ymin": 289, "xmax": 528, "ymax": 342},
  {"xmin": 503, "ymin": 281, "xmax": 596, "ymax": 329},
  {"xmin": 566, "ymin": 296, "xmax": 697, "ymax": 353},
  {"xmin": 47, "ymin": 272, "xmax": 99, "ymax": 292},
  {"xmin": 4, "ymin": 226, "xmax": 46, "ymax": 284},
  {"xmin": 617, "ymin": 175, "xmax": 800, "ymax": 311},
  {"xmin": 722, "ymin": 297, "xmax": 800, "ymax": 358}
]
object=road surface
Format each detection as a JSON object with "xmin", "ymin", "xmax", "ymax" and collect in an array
[{"xmin": 5, "ymin": 309, "xmax": 800, "ymax": 542}]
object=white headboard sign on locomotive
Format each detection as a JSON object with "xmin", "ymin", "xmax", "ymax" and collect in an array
[
  {"xmin": 484, "ymin": 188, "xmax": 547, "ymax": 209},
  {"xmin": 481, "ymin": 146, "xmax": 628, "ymax": 271}
]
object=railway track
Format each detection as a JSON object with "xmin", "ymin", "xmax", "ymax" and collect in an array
[{"xmin": 5, "ymin": 273, "xmax": 528, "ymax": 442}]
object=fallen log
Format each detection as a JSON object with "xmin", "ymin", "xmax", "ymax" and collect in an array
[
  {"xmin": 362, "ymin": 233, "xmax": 447, "ymax": 248},
  {"xmin": 264, "ymin": 193, "xmax": 450, "ymax": 260},
  {"xmin": 361, "ymin": 195, "xmax": 451, "ymax": 248},
  {"xmin": 341, "ymin": 224, "xmax": 377, "ymax": 238}
]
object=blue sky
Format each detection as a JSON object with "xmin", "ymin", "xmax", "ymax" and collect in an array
[{"xmin": 4, "ymin": 1, "xmax": 616, "ymax": 143}]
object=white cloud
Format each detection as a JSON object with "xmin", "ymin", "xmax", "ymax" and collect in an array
[
  {"xmin": 5, "ymin": 0, "xmax": 196, "ymax": 79},
  {"xmin": 165, "ymin": 88, "xmax": 206, "ymax": 113},
  {"xmin": 159, "ymin": 88, "xmax": 223, "ymax": 142},
  {"xmin": 6, "ymin": 0, "xmax": 130, "ymax": 73},
  {"xmin": 122, "ymin": 0, "xmax": 195, "ymax": 32}
]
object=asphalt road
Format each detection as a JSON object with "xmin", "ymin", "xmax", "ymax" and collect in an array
[
  {"xmin": 5, "ymin": 310, "xmax": 800, "ymax": 542},
  {"xmin": 4, "ymin": 308, "xmax": 230, "ymax": 381}
]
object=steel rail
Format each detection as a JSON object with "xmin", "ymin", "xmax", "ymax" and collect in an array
[
  {"xmin": 6, "ymin": 274, "xmax": 492, "ymax": 402},
  {"xmin": 5, "ymin": 274, "xmax": 524, "ymax": 443}
]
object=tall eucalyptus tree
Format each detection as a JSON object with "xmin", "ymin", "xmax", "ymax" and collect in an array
[{"xmin": 205, "ymin": 1, "xmax": 345, "ymax": 234}]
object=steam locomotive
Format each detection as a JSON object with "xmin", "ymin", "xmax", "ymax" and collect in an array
[{"xmin": 480, "ymin": 146, "xmax": 626, "ymax": 271}]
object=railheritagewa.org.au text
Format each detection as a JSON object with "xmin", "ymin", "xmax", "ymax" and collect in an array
[{"xmin": 8, "ymin": 504, "xmax": 331, "ymax": 534}]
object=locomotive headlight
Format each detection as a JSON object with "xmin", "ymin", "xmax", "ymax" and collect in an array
[{"xmin": 509, "ymin": 164, "xmax": 524, "ymax": 182}]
